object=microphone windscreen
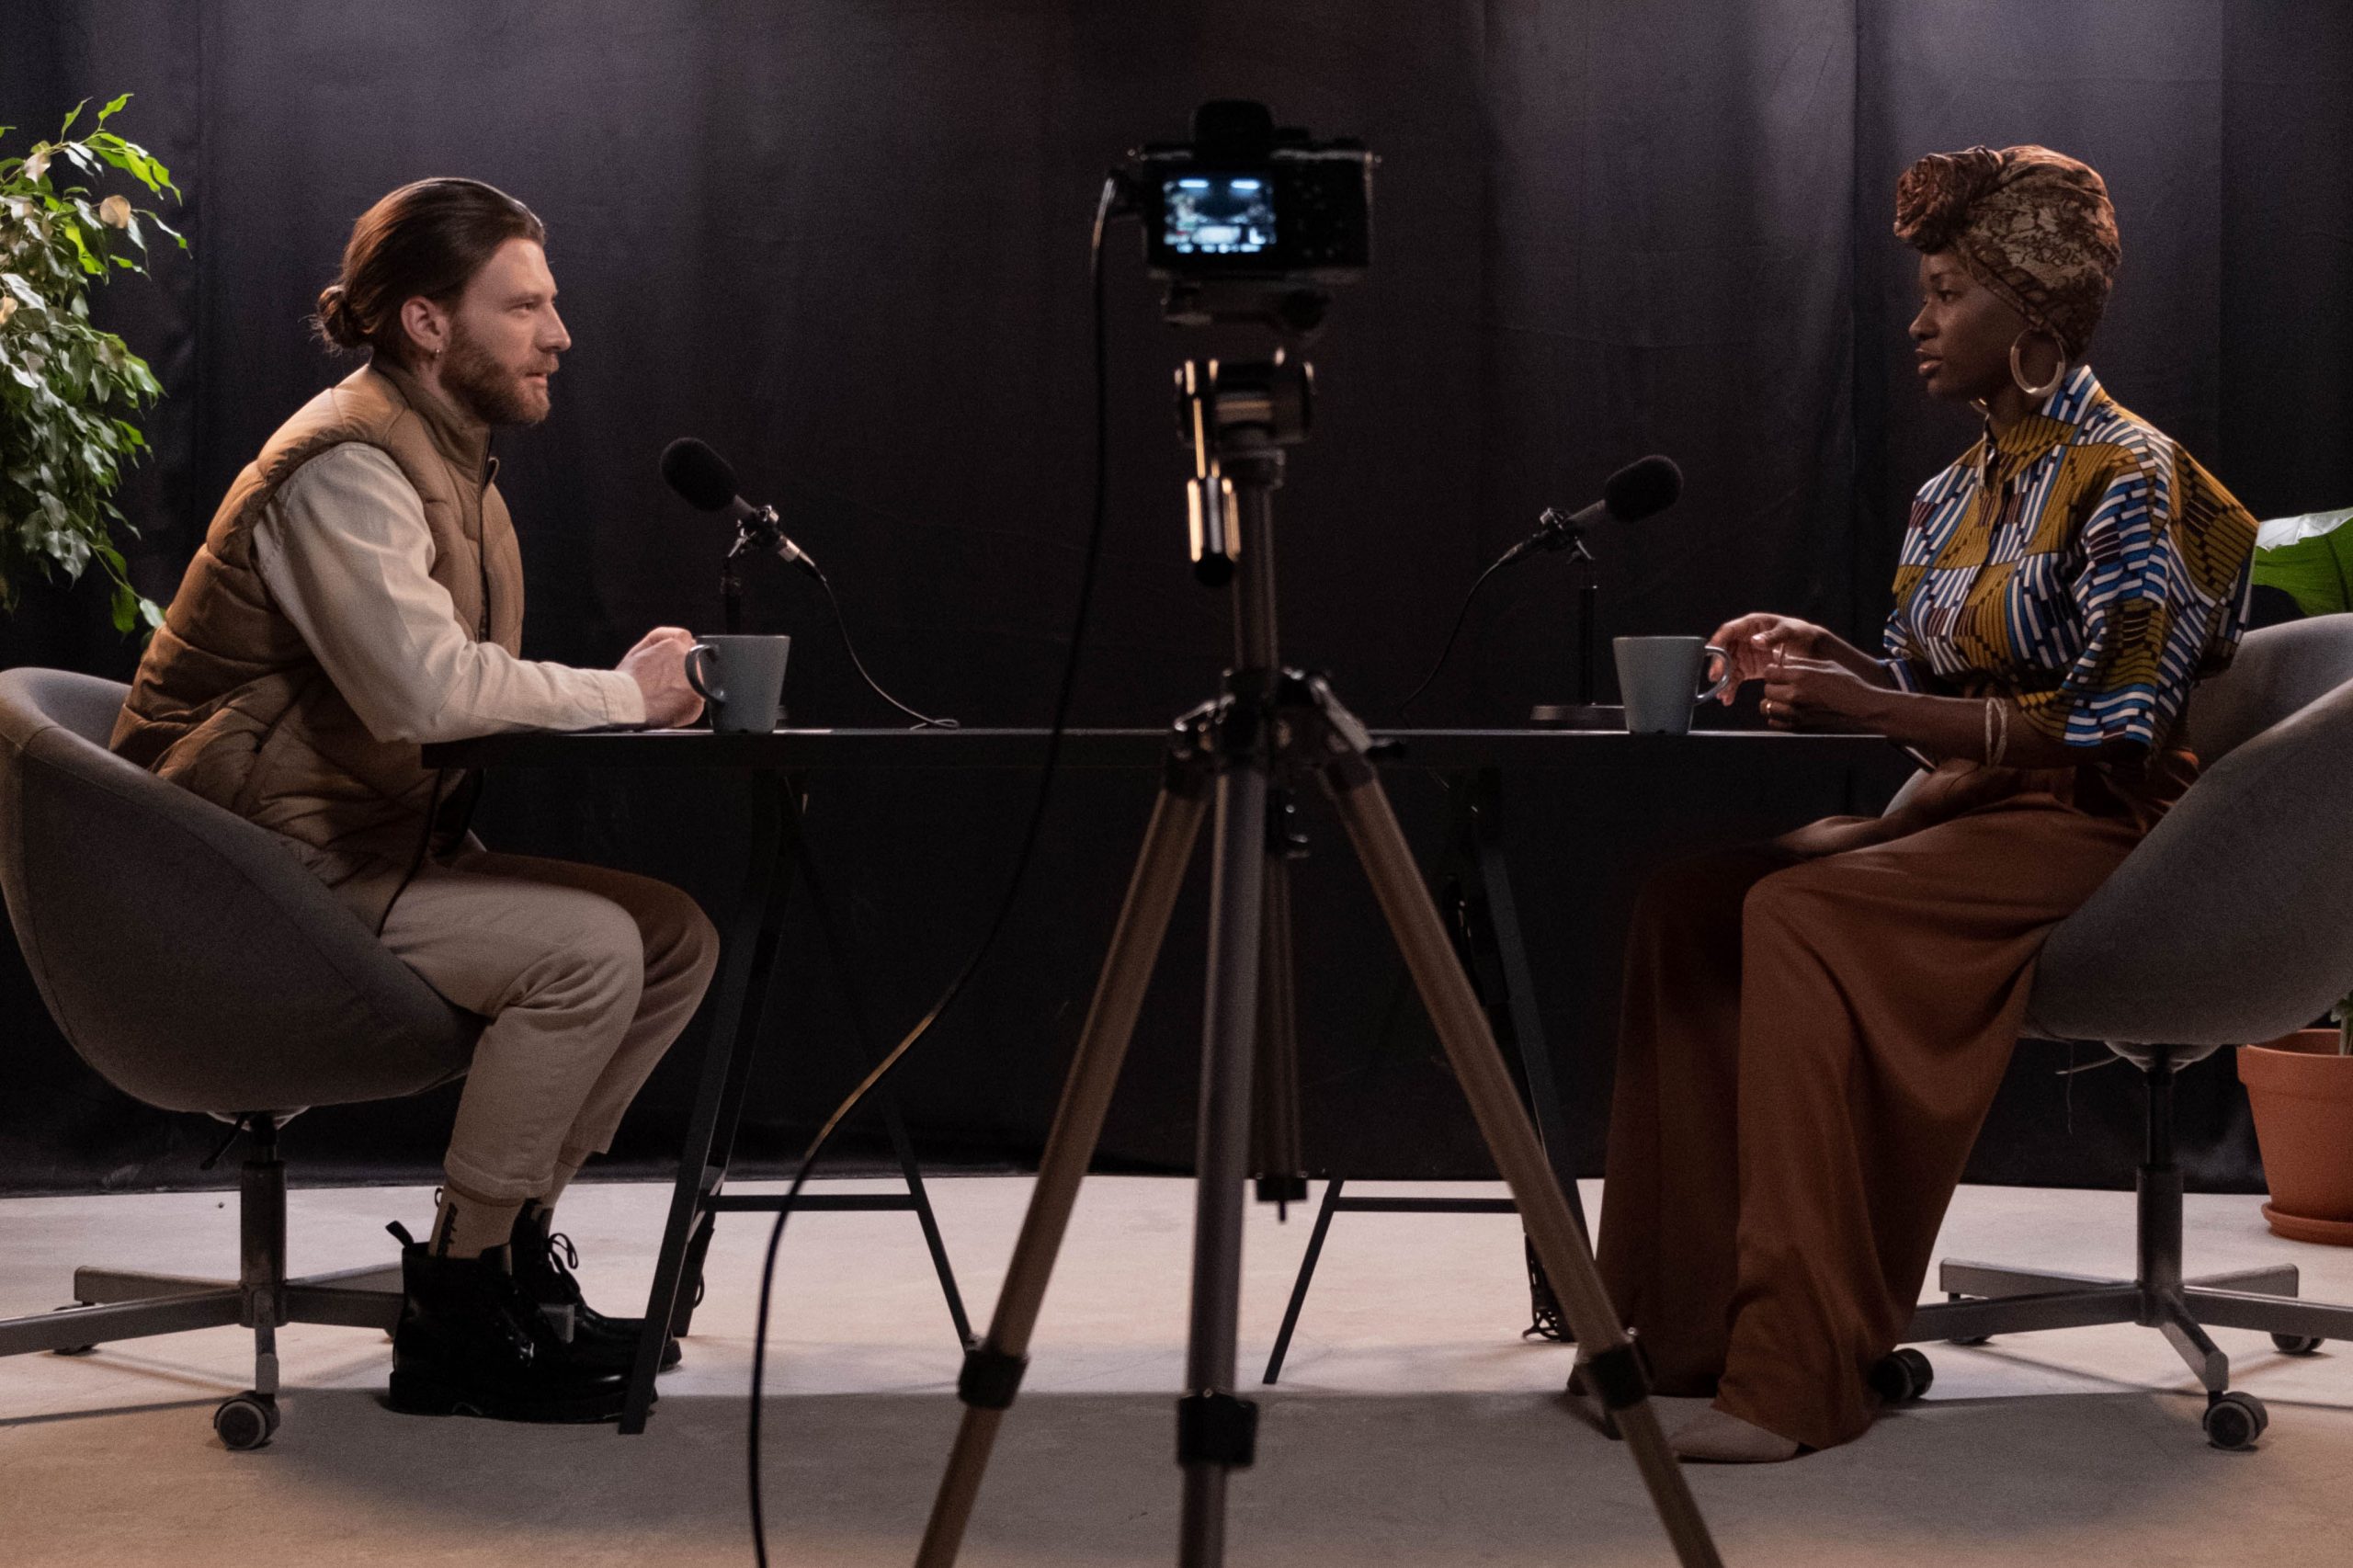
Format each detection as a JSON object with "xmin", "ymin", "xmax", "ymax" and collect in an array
[
  {"xmin": 1601, "ymin": 454, "xmax": 1683, "ymax": 524},
  {"xmin": 661, "ymin": 437, "xmax": 740, "ymax": 513}
]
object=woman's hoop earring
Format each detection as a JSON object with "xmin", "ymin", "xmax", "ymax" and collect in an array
[{"xmin": 2009, "ymin": 335, "xmax": 2067, "ymax": 401}]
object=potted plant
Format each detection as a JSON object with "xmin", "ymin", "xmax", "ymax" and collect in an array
[
  {"xmin": 2, "ymin": 94, "xmax": 184, "ymax": 636},
  {"xmin": 2239, "ymin": 995, "xmax": 2353, "ymax": 1243}
]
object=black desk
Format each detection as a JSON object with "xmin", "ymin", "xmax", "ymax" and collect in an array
[
  {"xmin": 426, "ymin": 725, "xmax": 1904, "ymax": 1429},
  {"xmin": 430, "ymin": 724, "xmax": 1897, "ymax": 772}
]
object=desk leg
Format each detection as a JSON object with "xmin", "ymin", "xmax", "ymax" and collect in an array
[
  {"xmin": 881, "ymin": 1096, "xmax": 975, "ymax": 1346},
  {"xmin": 1466, "ymin": 768, "xmax": 1587, "ymax": 1241},
  {"xmin": 699, "ymin": 781, "xmax": 807, "ymax": 1194},
  {"xmin": 621, "ymin": 769, "xmax": 794, "ymax": 1435},
  {"xmin": 785, "ymin": 800, "xmax": 974, "ymax": 1349}
]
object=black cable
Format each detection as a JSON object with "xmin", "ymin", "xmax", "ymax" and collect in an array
[
  {"xmin": 746, "ymin": 171, "xmax": 1124, "ymax": 1567},
  {"xmin": 805, "ymin": 562, "xmax": 959, "ymax": 728},
  {"xmin": 1397, "ymin": 548, "xmax": 1517, "ymax": 716}
]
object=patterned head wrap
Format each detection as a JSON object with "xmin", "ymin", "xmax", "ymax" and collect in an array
[{"xmin": 1893, "ymin": 144, "xmax": 2120, "ymax": 358}]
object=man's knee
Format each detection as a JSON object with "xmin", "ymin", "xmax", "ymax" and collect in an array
[
  {"xmin": 518, "ymin": 895, "xmax": 647, "ymax": 1015},
  {"xmin": 636, "ymin": 881, "xmax": 719, "ymax": 992}
]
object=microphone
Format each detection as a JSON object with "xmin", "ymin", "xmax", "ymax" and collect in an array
[
  {"xmin": 1502, "ymin": 454, "xmax": 1683, "ymax": 565},
  {"xmin": 660, "ymin": 437, "xmax": 823, "ymax": 579}
]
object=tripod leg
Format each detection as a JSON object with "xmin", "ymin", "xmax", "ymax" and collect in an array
[
  {"xmin": 916, "ymin": 766, "xmax": 1210, "ymax": 1568},
  {"xmin": 1179, "ymin": 758, "xmax": 1270, "ymax": 1568},
  {"xmin": 1324, "ymin": 760, "xmax": 1724, "ymax": 1568}
]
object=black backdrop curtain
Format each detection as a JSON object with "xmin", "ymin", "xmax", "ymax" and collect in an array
[{"xmin": 5, "ymin": 2, "xmax": 2347, "ymax": 1194}]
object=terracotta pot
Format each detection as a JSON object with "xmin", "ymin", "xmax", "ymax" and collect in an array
[{"xmin": 2239, "ymin": 1028, "xmax": 2353, "ymax": 1239}]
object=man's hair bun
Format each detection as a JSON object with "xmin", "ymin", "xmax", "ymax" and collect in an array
[{"xmin": 313, "ymin": 282, "xmax": 366, "ymax": 350}]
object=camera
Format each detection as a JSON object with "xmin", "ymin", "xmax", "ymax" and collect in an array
[{"xmin": 1124, "ymin": 100, "xmax": 1374, "ymax": 334}]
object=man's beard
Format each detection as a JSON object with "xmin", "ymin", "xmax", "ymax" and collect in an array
[{"xmin": 440, "ymin": 323, "xmax": 551, "ymax": 427}]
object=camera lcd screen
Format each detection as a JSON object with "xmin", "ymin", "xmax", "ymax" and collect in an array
[{"xmin": 1162, "ymin": 175, "xmax": 1276, "ymax": 256}]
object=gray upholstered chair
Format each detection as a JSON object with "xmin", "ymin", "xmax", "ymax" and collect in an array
[
  {"xmin": 0, "ymin": 667, "xmax": 480, "ymax": 1449},
  {"xmin": 1893, "ymin": 616, "xmax": 2353, "ymax": 1448}
]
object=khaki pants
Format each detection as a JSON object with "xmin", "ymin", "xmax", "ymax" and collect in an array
[
  {"xmin": 379, "ymin": 849, "xmax": 721, "ymax": 1205},
  {"xmin": 1596, "ymin": 778, "xmax": 2150, "ymax": 1451}
]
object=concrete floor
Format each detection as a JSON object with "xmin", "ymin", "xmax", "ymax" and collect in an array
[{"xmin": 4, "ymin": 1175, "xmax": 2351, "ymax": 1566}]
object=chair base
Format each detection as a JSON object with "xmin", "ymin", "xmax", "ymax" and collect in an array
[
  {"xmin": 0, "ymin": 1117, "xmax": 403, "ymax": 1448},
  {"xmin": 0, "ymin": 1261, "xmax": 404, "ymax": 1356},
  {"xmin": 1896, "ymin": 1051, "xmax": 2353, "ymax": 1449}
]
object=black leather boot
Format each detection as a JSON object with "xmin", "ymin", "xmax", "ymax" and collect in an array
[
  {"xmin": 509, "ymin": 1201, "xmax": 683, "ymax": 1373},
  {"xmin": 383, "ymin": 1223, "xmax": 637, "ymax": 1423}
]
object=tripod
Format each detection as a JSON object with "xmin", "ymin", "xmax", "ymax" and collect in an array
[{"xmin": 915, "ymin": 354, "xmax": 1721, "ymax": 1567}]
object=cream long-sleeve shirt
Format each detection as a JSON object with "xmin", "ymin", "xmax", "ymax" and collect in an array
[{"xmin": 251, "ymin": 441, "xmax": 645, "ymax": 743}]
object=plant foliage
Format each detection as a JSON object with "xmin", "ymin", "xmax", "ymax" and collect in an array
[{"xmin": 0, "ymin": 94, "xmax": 185, "ymax": 633}]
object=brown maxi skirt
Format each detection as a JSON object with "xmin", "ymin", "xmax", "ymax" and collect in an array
[{"xmin": 1595, "ymin": 754, "xmax": 2190, "ymax": 1452}]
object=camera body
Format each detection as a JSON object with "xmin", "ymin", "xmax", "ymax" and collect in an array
[{"xmin": 1126, "ymin": 101, "xmax": 1373, "ymax": 333}]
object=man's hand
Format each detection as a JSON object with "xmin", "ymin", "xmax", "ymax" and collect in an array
[
  {"xmin": 1701, "ymin": 613, "xmax": 1831, "ymax": 703},
  {"xmin": 1759, "ymin": 655, "xmax": 1887, "ymax": 732},
  {"xmin": 618, "ymin": 627, "xmax": 705, "ymax": 729}
]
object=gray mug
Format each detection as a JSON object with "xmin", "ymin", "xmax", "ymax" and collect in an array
[
  {"xmin": 684, "ymin": 634, "xmax": 791, "ymax": 734},
  {"xmin": 1613, "ymin": 636, "xmax": 1734, "ymax": 735}
]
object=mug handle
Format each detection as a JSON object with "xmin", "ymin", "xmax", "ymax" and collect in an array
[
  {"xmin": 684, "ymin": 643, "xmax": 725, "ymax": 706},
  {"xmin": 1694, "ymin": 644, "xmax": 1735, "ymax": 705}
]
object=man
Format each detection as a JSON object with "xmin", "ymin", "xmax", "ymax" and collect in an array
[{"xmin": 111, "ymin": 177, "xmax": 717, "ymax": 1424}]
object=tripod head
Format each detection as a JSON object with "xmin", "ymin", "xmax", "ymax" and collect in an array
[{"xmin": 1176, "ymin": 353, "xmax": 1314, "ymax": 589}]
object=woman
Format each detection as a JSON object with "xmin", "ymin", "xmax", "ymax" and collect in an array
[{"xmin": 1594, "ymin": 145, "xmax": 2258, "ymax": 1462}]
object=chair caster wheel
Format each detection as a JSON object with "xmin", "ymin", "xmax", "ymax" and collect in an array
[
  {"xmin": 1870, "ymin": 1347, "xmax": 1935, "ymax": 1403},
  {"xmin": 50, "ymin": 1302, "xmax": 97, "ymax": 1356},
  {"xmin": 214, "ymin": 1392, "xmax": 279, "ymax": 1450},
  {"xmin": 1944, "ymin": 1292, "xmax": 1991, "ymax": 1346},
  {"xmin": 2271, "ymin": 1333, "xmax": 2324, "ymax": 1356},
  {"xmin": 2203, "ymin": 1392, "xmax": 2268, "ymax": 1450}
]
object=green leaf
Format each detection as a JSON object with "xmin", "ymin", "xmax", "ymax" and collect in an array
[
  {"xmin": 59, "ymin": 221, "xmax": 101, "ymax": 277},
  {"xmin": 96, "ymin": 94, "xmax": 131, "ymax": 127},
  {"xmin": 109, "ymin": 579, "xmax": 136, "ymax": 632},
  {"xmin": 56, "ymin": 100, "xmax": 86, "ymax": 139}
]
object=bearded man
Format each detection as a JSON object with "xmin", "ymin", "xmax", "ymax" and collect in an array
[{"xmin": 110, "ymin": 178, "xmax": 716, "ymax": 1424}]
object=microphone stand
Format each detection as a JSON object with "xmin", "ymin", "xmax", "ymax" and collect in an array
[
  {"xmin": 720, "ymin": 506, "xmax": 789, "ymax": 635},
  {"xmin": 720, "ymin": 548, "xmax": 745, "ymax": 636},
  {"xmin": 1529, "ymin": 519, "xmax": 1620, "ymax": 729}
]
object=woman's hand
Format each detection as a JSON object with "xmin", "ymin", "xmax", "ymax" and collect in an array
[
  {"xmin": 1758, "ymin": 655, "xmax": 1889, "ymax": 731},
  {"xmin": 1702, "ymin": 613, "xmax": 1832, "ymax": 703}
]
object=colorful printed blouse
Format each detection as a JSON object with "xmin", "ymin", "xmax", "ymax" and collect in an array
[{"xmin": 1881, "ymin": 364, "xmax": 2257, "ymax": 751}]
